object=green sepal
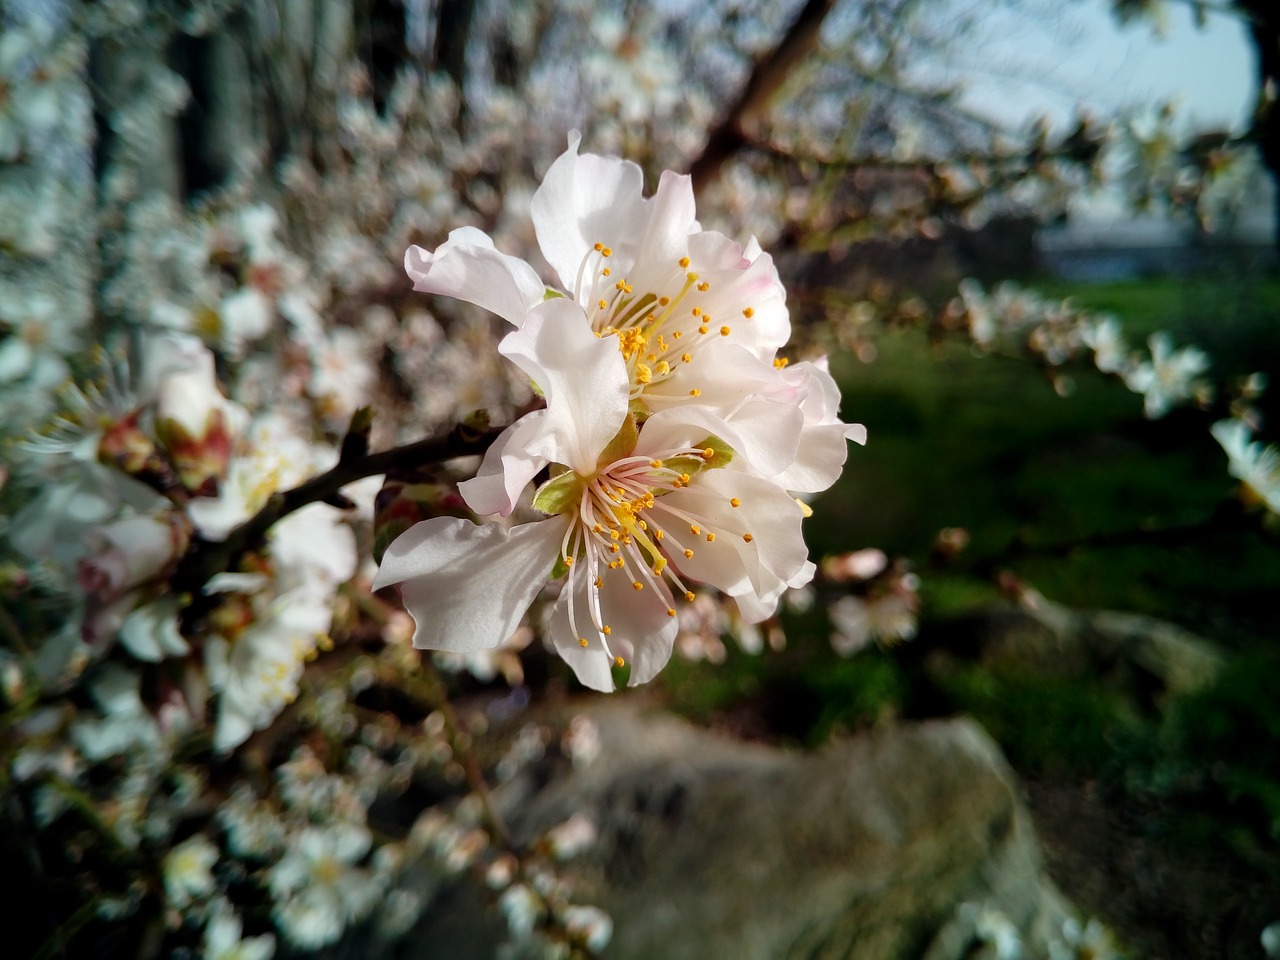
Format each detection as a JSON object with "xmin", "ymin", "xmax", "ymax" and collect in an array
[
  {"xmin": 544, "ymin": 288, "xmax": 564, "ymax": 300},
  {"xmin": 532, "ymin": 470, "xmax": 585, "ymax": 516},
  {"xmin": 597, "ymin": 414, "xmax": 639, "ymax": 469},
  {"xmin": 550, "ymin": 553, "xmax": 572, "ymax": 580},
  {"xmin": 663, "ymin": 434, "xmax": 735, "ymax": 477}
]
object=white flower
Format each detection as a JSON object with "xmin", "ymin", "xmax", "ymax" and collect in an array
[
  {"xmin": 1123, "ymin": 332, "xmax": 1209, "ymax": 419},
  {"xmin": 163, "ymin": 834, "xmax": 220, "ymax": 909},
  {"xmin": 374, "ymin": 305, "xmax": 817, "ymax": 691},
  {"xmin": 405, "ymin": 135, "xmax": 799, "ymax": 416},
  {"xmin": 1211, "ymin": 418, "xmax": 1280, "ymax": 514},
  {"xmin": 1080, "ymin": 315, "xmax": 1129, "ymax": 375},
  {"xmin": 563, "ymin": 904, "xmax": 613, "ymax": 953},
  {"xmin": 202, "ymin": 898, "xmax": 276, "ymax": 960},
  {"xmin": 205, "ymin": 583, "xmax": 334, "ymax": 753},
  {"xmin": 268, "ymin": 825, "xmax": 377, "ymax": 949}
]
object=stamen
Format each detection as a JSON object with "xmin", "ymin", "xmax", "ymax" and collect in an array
[
  {"xmin": 743, "ymin": 533, "xmax": 754, "ymax": 542},
  {"xmin": 743, "ymin": 307, "xmax": 755, "ymax": 318},
  {"xmin": 730, "ymin": 498, "xmax": 741, "ymax": 507}
]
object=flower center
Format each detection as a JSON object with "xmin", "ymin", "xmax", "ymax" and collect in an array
[
  {"xmin": 538, "ymin": 434, "xmax": 750, "ymax": 668},
  {"xmin": 573, "ymin": 242, "xmax": 758, "ymax": 402}
]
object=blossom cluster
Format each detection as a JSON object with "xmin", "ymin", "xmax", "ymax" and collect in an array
[{"xmin": 375, "ymin": 137, "xmax": 866, "ymax": 690}]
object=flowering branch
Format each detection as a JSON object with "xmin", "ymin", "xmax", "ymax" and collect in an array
[{"xmin": 170, "ymin": 414, "xmax": 506, "ymax": 616}]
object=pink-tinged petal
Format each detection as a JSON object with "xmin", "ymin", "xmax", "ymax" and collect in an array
[
  {"xmin": 626, "ymin": 169, "xmax": 699, "ymax": 293},
  {"xmin": 498, "ymin": 298, "xmax": 630, "ymax": 475},
  {"xmin": 531, "ymin": 134, "xmax": 651, "ymax": 291},
  {"xmin": 373, "ymin": 516, "xmax": 567, "ymax": 653},
  {"xmin": 771, "ymin": 360, "xmax": 866, "ymax": 494},
  {"xmin": 405, "ymin": 226, "xmax": 545, "ymax": 326},
  {"xmin": 548, "ymin": 571, "xmax": 679, "ymax": 691},
  {"xmin": 636, "ymin": 400, "xmax": 802, "ymax": 480},
  {"xmin": 644, "ymin": 339, "xmax": 798, "ymax": 415},
  {"xmin": 459, "ymin": 411, "xmax": 550, "ymax": 517},
  {"xmin": 692, "ymin": 241, "xmax": 790, "ymax": 357},
  {"xmin": 652, "ymin": 468, "xmax": 809, "ymax": 604}
]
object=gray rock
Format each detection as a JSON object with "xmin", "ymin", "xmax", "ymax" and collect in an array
[{"xmin": 414, "ymin": 702, "xmax": 1076, "ymax": 960}]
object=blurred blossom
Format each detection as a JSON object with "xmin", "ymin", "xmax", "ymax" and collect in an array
[
  {"xmin": 162, "ymin": 834, "xmax": 219, "ymax": 909},
  {"xmin": 546, "ymin": 813, "xmax": 597, "ymax": 860},
  {"xmin": 202, "ymin": 898, "xmax": 276, "ymax": 960},
  {"xmin": 1124, "ymin": 332, "xmax": 1210, "ymax": 419},
  {"xmin": 1211, "ymin": 419, "xmax": 1280, "ymax": 514}
]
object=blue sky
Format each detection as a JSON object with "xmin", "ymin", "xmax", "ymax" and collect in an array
[{"xmin": 954, "ymin": 0, "xmax": 1255, "ymax": 132}]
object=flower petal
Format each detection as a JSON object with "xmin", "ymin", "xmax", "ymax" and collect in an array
[
  {"xmin": 548, "ymin": 572, "xmax": 679, "ymax": 691},
  {"xmin": 373, "ymin": 516, "xmax": 568, "ymax": 652},
  {"xmin": 405, "ymin": 226, "xmax": 545, "ymax": 326},
  {"xmin": 531, "ymin": 134, "xmax": 651, "ymax": 292},
  {"xmin": 459, "ymin": 411, "xmax": 551, "ymax": 517},
  {"xmin": 498, "ymin": 298, "xmax": 630, "ymax": 475}
]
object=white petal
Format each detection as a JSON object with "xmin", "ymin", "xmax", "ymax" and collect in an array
[
  {"xmin": 636, "ymin": 400, "xmax": 802, "ymax": 479},
  {"xmin": 498, "ymin": 298, "xmax": 630, "ymax": 474},
  {"xmin": 458, "ymin": 411, "xmax": 550, "ymax": 517},
  {"xmin": 404, "ymin": 226, "xmax": 545, "ymax": 326},
  {"xmin": 548, "ymin": 572, "xmax": 679, "ymax": 691},
  {"xmin": 625, "ymin": 169, "xmax": 699, "ymax": 293},
  {"xmin": 373, "ymin": 516, "xmax": 567, "ymax": 653},
  {"xmin": 653, "ymin": 468, "xmax": 809, "ymax": 605},
  {"xmin": 530, "ymin": 135, "xmax": 651, "ymax": 292}
]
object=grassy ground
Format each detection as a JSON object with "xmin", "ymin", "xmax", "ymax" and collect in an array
[{"xmin": 656, "ymin": 269, "xmax": 1280, "ymax": 958}]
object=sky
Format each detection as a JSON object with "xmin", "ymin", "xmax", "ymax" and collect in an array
[{"xmin": 953, "ymin": 0, "xmax": 1256, "ymax": 133}]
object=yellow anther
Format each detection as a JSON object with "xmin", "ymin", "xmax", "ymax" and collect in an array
[
  {"xmin": 594, "ymin": 242, "xmax": 603, "ymax": 251},
  {"xmin": 683, "ymin": 549, "xmax": 694, "ymax": 559},
  {"xmin": 706, "ymin": 533, "xmax": 715, "ymax": 542},
  {"xmin": 659, "ymin": 296, "xmax": 671, "ymax": 306},
  {"xmin": 598, "ymin": 298, "xmax": 608, "ymax": 310},
  {"xmin": 650, "ymin": 459, "xmax": 663, "ymax": 468},
  {"xmin": 689, "ymin": 388, "xmax": 701, "ymax": 397},
  {"xmin": 595, "ymin": 576, "xmax": 604, "ymax": 588},
  {"xmin": 603, "ymin": 625, "xmax": 612, "ymax": 635},
  {"xmin": 697, "ymin": 281, "xmax": 710, "ymax": 292},
  {"xmin": 614, "ymin": 656, "xmax": 625, "ymax": 668},
  {"xmin": 667, "ymin": 608, "xmax": 677, "ymax": 617},
  {"xmin": 602, "ymin": 247, "xmax": 613, "ymax": 257},
  {"xmin": 632, "ymin": 581, "xmax": 643, "ymax": 591},
  {"xmin": 563, "ymin": 555, "xmax": 574, "ymax": 566},
  {"xmin": 673, "ymin": 330, "xmax": 683, "ymax": 339},
  {"xmin": 773, "ymin": 357, "xmax": 790, "ymax": 369},
  {"xmin": 720, "ymin": 326, "xmax": 731, "ymax": 336},
  {"xmin": 692, "ymin": 307, "xmax": 701, "ymax": 316},
  {"xmin": 743, "ymin": 533, "xmax": 754, "ymax": 542},
  {"xmin": 684, "ymin": 591, "xmax": 695, "ymax": 602},
  {"xmin": 580, "ymin": 638, "xmax": 590, "ymax": 648},
  {"xmin": 679, "ymin": 256, "xmax": 690, "ymax": 268},
  {"xmin": 636, "ymin": 363, "xmax": 653, "ymax": 384},
  {"xmin": 690, "ymin": 525, "xmax": 701, "ymax": 535},
  {"xmin": 593, "ymin": 523, "xmax": 604, "ymax": 533},
  {"xmin": 702, "ymin": 448, "xmax": 715, "ymax": 459},
  {"xmin": 652, "ymin": 558, "xmax": 666, "ymax": 574},
  {"xmin": 655, "ymin": 360, "xmax": 670, "ymax": 376},
  {"xmin": 637, "ymin": 519, "xmax": 647, "ymax": 530},
  {"xmin": 602, "ymin": 267, "xmax": 611, "ymax": 276},
  {"xmin": 678, "ymin": 473, "xmax": 691, "ymax": 484},
  {"xmin": 609, "ymin": 543, "xmax": 621, "ymax": 553},
  {"xmin": 655, "ymin": 529, "xmax": 665, "ymax": 540},
  {"xmin": 730, "ymin": 498, "xmax": 741, "ymax": 507},
  {"xmin": 681, "ymin": 352, "xmax": 692, "ymax": 363},
  {"xmin": 743, "ymin": 307, "xmax": 755, "ymax": 318},
  {"xmin": 698, "ymin": 325, "xmax": 709, "ymax": 335}
]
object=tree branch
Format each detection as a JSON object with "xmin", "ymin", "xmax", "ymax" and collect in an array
[
  {"xmin": 171, "ymin": 418, "xmax": 505, "ymax": 617},
  {"xmin": 687, "ymin": 0, "xmax": 838, "ymax": 196}
]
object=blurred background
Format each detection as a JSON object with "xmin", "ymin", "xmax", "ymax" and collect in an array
[{"xmin": 2, "ymin": 1, "xmax": 1278, "ymax": 958}]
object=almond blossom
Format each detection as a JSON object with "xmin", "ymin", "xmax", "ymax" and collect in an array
[
  {"xmin": 374, "ymin": 304, "xmax": 830, "ymax": 691},
  {"xmin": 404, "ymin": 134, "xmax": 794, "ymax": 415}
]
